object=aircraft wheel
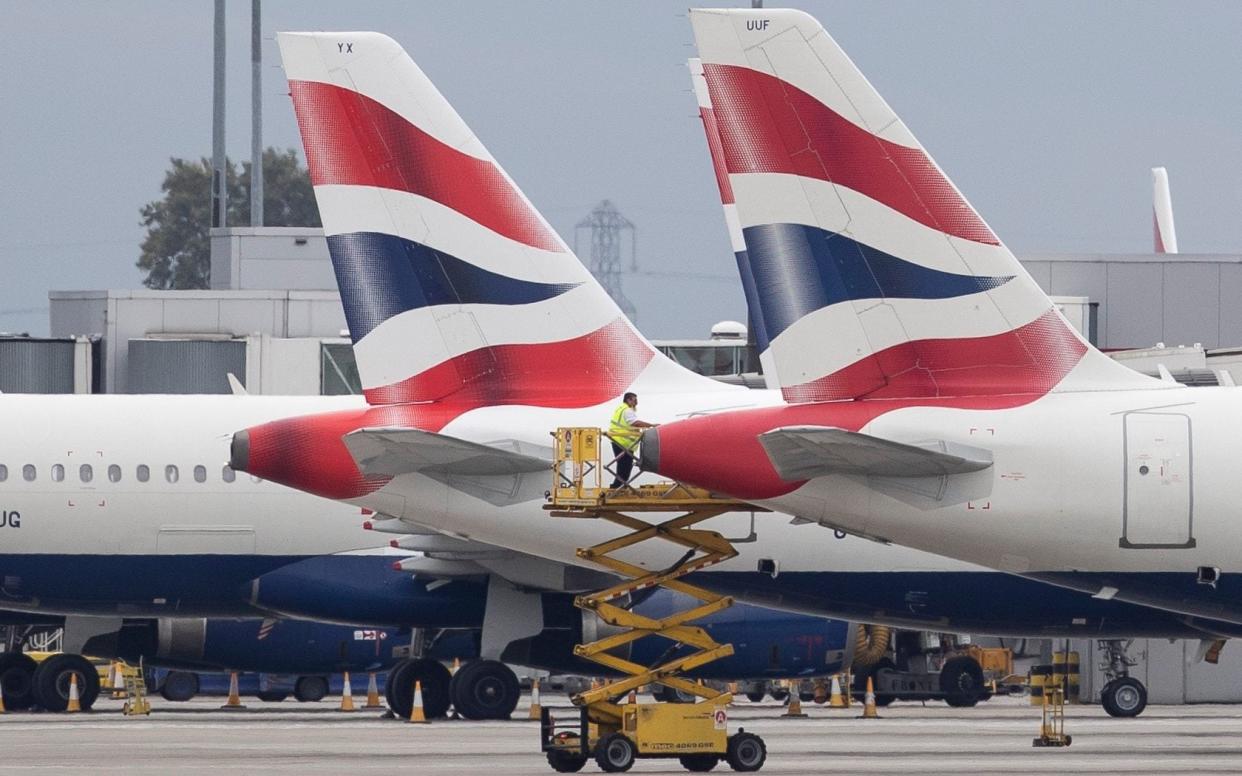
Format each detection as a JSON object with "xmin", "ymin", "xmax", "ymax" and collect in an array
[
  {"xmin": 32, "ymin": 653, "xmax": 99, "ymax": 712},
  {"xmin": 384, "ymin": 660, "xmax": 411, "ymax": 712},
  {"xmin": 744, "ymin": 690, "xmax": 765, "ymax": 703},
  {"xmin": 159, "ymin": 670, "xmax": 199, "ymax": 702},
  {"xmin": 1101, "ymin": 677, "xmax": 1147, "ymax": 717},
  {"xmin": 0, "ymin": 652, "xmax": 37, "ymax": 710},
  {"xmin": 449, "ymin": 659, "xmax": 519, "ymax": 720},
  {"xmin": 256, "ymin": 690, "xmax": 289, "ymax": 703},
  {"xmin": 293, "ymin": 675, "xmax": 329, "ymax": 703},
  {"xmin": 385, "ymin": 658, "xmax": 450, "ymax": 719}
]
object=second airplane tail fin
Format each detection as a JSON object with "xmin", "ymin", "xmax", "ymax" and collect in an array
[
  {"xmin": 690, "ymin": 8, "xmax": 1157, "ymax": 402},
  {"xmin": 689, "ymin": 57, "xmax": 776, "ymax": 389}
]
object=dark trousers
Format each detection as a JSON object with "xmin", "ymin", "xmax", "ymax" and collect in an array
[{"xmin": 610, "ymin": 441, "xmax": 634, "ymax": 488}]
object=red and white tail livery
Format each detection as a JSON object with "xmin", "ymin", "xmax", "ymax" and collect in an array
[
  {"xmin": 690, "ymin": 8, "xmax": 1152, "ymax": 402},
  {"xmin": 277, "ymin": 32, "xmax": 720, "ymax": 410},
  {"xmin": 1152, "ymin": 166, "xmax": 1178, "ymax": 254},
  {"xmin": 688, "ymin": 57, "xmax": 775, "ymax": 389}
]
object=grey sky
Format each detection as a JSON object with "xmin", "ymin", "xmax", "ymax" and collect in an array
[{"xmin": 3, "ymin": 1, "xmax": 1241, "ymax": 339}]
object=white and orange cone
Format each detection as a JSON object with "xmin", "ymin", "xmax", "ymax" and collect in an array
[
  {"xmin": 220, "ymin": 671, "xmax": 246, "ymax": 709},
  {"xmin": 338, "ymin": 672, "xmax": 356, "ymax": 712},
  {"xmin": 66, "ymin": 673, "xmax": 81, "ymax": 713},
  {"xmin": 782, "ymin": 680, "xmax": 808, "ymax": 718},
  {"xmin": 859, "ymin": 676, "xmax": 879, "ymax": 719},
  {"xmin": 829, "ymin": 675, "xmax": 846, "ymax": 708},
  {"xmin": 114, "ymin": 662, "xmax": 130, "ymax": 699},
  {"xmin": 407, "ymin": 679, "xmax": 428, "ymax": 724},
  {"xmin": 364, "ymin": 672, "xmax": 383, "ymax": 709},
  {"xmin": 528, "ymin": 678, "xmax": 542, "ymax": 720}
]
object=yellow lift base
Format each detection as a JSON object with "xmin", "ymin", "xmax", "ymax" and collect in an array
[{"xmin": 540, "ymin": 427, "xmax": 768, "ymax": 773}]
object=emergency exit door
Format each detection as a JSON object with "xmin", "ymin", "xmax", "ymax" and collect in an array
[{"xmin": 1120, "ymin": 412, "xmax": 1194, "ymax": 549}]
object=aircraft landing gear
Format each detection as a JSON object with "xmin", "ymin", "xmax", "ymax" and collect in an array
[
  {"xmin": 31, "ymin": 653, "xmax": 100, "ymax": 712},
  {"xmin": 1098, "ymin": 640, "xmax": 1147, "ymax": 717},
  {"xmin": 384, "ymin": 658, "xmax": 451, "ymax": 719},
  {"xmin": 0, "ymin": 652, "xmax": 38, "ymax": 710},
  {"xmin": 449, "ymin": 659, "xmax": 520, "ymax": 720}
]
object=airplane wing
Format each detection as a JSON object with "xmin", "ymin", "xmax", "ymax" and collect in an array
[
  {"xmin": 759, "ymin": 426, "xmax": 992, "ymax": 481},
  {"xmin": 343, "ymin": 427, "xmax": 550, "ymax": 478}
]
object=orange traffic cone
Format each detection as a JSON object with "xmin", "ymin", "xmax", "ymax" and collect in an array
[
  {"xmin": 407, "ymin": 680, "xmax": 428, "ymax": 724},
  {"xmin": 66, "ymin": 673, "xmax": 81, "ymax": 713},
  {"xmin": 364, "ymin": 673, "xmax": 383, "ymax": 709},
  {"xmin": 220, "ymin": 671, "xmax": 246, "ymax": 709},
  {"xmin": 782, "ymin": 680, "xmax": 808, "ymax": 718},
  {"xmin": 858, "ymin": 676, "xmax": 880, "ymax": 719},
  {"xmin": 528, "ymin": 678, "xmax": 543, "ymax": 720},
  {"xmin": 828, "ymin": 675, "xmax": 846, "ymax": 708},
  {"xmin": 338, "ymin": 672, "xmax": 356, "ymax": 712},
  {"xmin": 0, "ymin": 685, "xmax": 7, "ymax": 714}
]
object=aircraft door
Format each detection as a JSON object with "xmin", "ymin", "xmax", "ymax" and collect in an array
[{"xmin": 1120, "ymin": 412, "xmax": 1194, "ymax": 548}]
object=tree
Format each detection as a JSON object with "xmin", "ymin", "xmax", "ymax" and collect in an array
[{"xmin": 137, "ymin": 148, "xmax": 321, "ymax": 290}]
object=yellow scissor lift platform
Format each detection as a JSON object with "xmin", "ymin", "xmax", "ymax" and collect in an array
[{"xmin": 540, "ymin": 427, "xmax": 768, "ymax": 773}]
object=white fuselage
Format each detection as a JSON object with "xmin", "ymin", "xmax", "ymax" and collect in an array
[
  {"xmin": 0, "ymin": 394, "xmax": 389, "ymax": 615},
  {"xmin": 768, "ymin": 385, "xmax": 1242, "ymax": 575}
]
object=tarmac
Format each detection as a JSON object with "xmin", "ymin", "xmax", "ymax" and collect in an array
[{"xmin": 2, "ymin": 694, "xmax": 1241, "ymax": 774}]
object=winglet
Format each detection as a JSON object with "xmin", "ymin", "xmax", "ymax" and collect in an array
[{"xmin": 226, "ymin": 373, "xmax": 248, "ymax": 396}]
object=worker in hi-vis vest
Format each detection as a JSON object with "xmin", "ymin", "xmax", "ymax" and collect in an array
[{"xmin": 607, "ymin": 392, "xmax": 658, "ymax": 488}]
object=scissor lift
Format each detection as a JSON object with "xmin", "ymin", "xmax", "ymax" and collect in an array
[{"xmin": 540, "ymin": 427, "xmax": 767, "ymax": 773}]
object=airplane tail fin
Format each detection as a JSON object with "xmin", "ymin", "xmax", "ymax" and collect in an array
[
  {"xmin": 276, "ymin": 32, "xmax": 719, "ymax": 407},
  {"xmin": 689, "ymin": 8, "xmax": 1157, "ymax": 402},
  {"xmin": 689, "ymin": 58, "xmax": 776, "ymax": 390},
  {"xmin": 1152, "ymin": 167, "xmax": 1178, "ymax": 254}
]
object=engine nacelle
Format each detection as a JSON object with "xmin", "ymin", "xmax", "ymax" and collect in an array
[
  {"xmin": 506, "ymin": 589, "xmax": 851, "ymax": 679},
  {"xmin": 246, "ymin": 554, "xmax": 487, "ymax": 628},
  {"xmin": 84, "ymin": 618, "xmax": 410, "ymax": 674}
]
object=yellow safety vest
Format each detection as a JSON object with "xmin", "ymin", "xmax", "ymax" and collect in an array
[{"xmin": 609, "ymin": 403, "xmax": 640, "ymax": 450}]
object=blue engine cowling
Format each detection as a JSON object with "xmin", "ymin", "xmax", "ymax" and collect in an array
[
  {"xmin": 245, "ymin": 554, "xmax": 487, "ymax": 628},
  {"xmin": 85, "ymin": 618, "xmax": 409, "ymax": 674},
  {"xmin": 505, "ymin": 589, "xmax": 851, "ymax": 679}
]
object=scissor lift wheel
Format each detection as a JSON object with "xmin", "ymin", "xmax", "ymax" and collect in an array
[{"xmin": 540, "ymin": 427, "xmax": 768, "ymax": 772}]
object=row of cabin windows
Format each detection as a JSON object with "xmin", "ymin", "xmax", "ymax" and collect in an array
[{"xmin": 0, "ymin": 463, "xmax": 238, "ymax": 485}]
